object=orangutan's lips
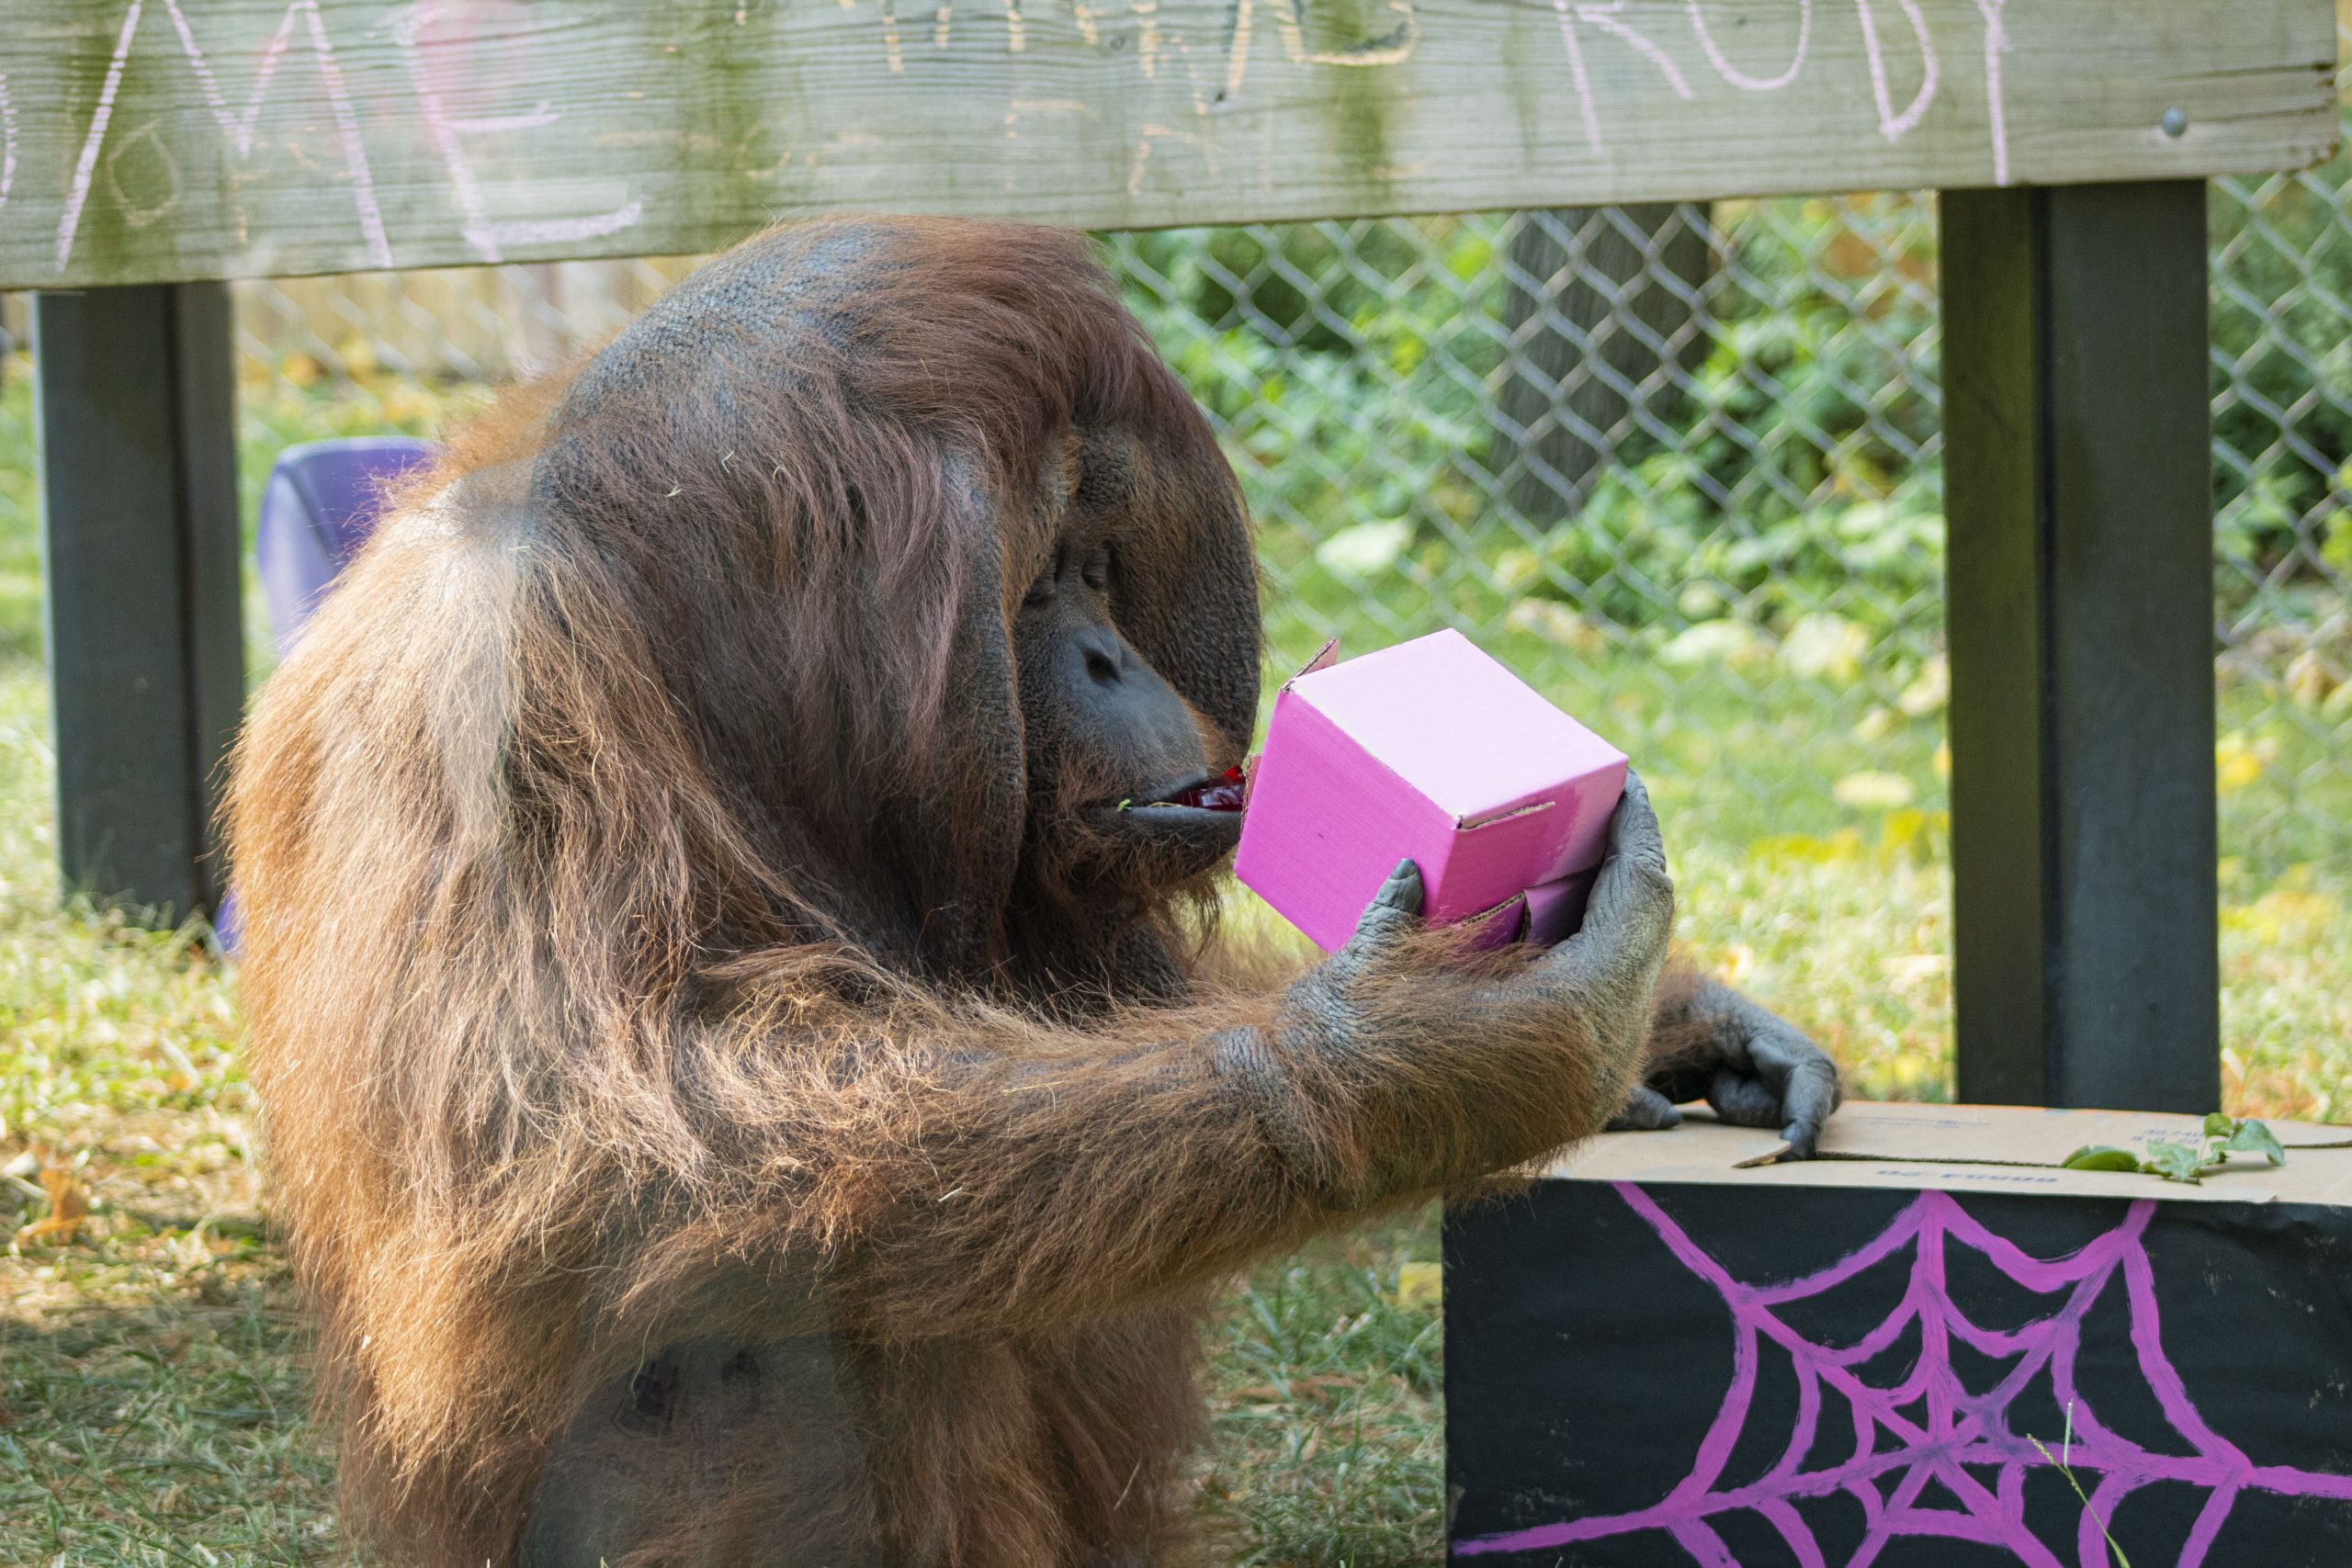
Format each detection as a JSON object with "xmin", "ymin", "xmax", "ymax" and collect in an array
[{"xmin": 1140, "ymin": 766, "xmax": 1248, "ymax": 812}]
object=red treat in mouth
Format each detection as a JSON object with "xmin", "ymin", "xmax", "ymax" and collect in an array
[{"xmin": 1157, "ymin": 765, "xmax": 1248, "ymax": 811}]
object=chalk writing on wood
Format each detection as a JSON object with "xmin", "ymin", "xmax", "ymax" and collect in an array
[
  {"xmin": 1857, "ymin": 0, "xmax": 1937, "ymax": 141},
  {"xmin": 390, "ymin": 4, "xmax": 642, "ymax": 265},
  {"xmin": 1, "ymin": 0, "xmax": 2335, "ymax": 288}
]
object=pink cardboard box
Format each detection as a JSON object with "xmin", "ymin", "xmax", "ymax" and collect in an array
[{"xmin": 1235, "ymin": 629, "xmax": 1628, "ymax": 952}]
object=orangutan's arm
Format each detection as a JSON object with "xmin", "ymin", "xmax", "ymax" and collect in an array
[{"xmin": 785, "ymin": 786, "xmax": 1675, "ymax": 1338}]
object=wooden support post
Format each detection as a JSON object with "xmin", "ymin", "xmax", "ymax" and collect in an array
[
  {"xmin": 34, "ymin": 283, "xmax": 243, "ymax": 924},
  {"xmin": 1496, "ymin": 204, "xmax": 1713, "ymax": 524},
  {"xmin": 1941, "ymin": 181, "xmax": 2220, "ymax": 1113}
]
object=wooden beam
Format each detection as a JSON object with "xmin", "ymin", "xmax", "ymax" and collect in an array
[
  {"xmin": 1941, "ymin": 181, "xmax": 2221, "ymax": 1114},
  {"xmin": 0, "ymin": 0, "xmax": 2334, "ymax": 289},
  {"xmin": 34, "ymin": 282, "xmax": 243, "ymax": 924}
]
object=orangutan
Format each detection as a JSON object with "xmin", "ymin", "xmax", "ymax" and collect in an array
[{"xmin": 225, "ymin": 216, "xmax": 1838, "ymax": 1567}]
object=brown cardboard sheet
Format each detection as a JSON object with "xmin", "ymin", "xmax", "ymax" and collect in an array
[{"xmin": 1545, "ymin": 1099, "xmax": 2352, "ymax": 1205}]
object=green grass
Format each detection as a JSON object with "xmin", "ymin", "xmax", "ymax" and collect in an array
[{"xmin": 0, "ymin": 662, "xmax": 338, "ymax": 1565}]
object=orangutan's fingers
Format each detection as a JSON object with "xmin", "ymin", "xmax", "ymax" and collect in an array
[
  {"xmin": 1345, "ymin": 859, "xmax": 1426, "ymax": 955},
  {"xmin": 1558, "ymin": 775, "xmax": 1673, "ymax": 972},
  {"xmin": 1606, "ymin": 1084, "xmax": 1684, "ymax": 1133},
  {"xmin": 1707, "ymin": 1067, "xmax": 1785, "ymax": 1130}
]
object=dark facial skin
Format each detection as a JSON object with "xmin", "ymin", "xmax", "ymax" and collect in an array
[
  {"xmin": 1012, "ymin": 450, "xmax": 1246, "ymax": 883},
  {"xmin": 1016, "ymin": 536, "xmax": 1211, "ymax": 807}
]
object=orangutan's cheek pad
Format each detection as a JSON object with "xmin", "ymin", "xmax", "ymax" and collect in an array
[{"xmin": 1233, "ymin": 629, "xmax": 1628, "ymax": 953}]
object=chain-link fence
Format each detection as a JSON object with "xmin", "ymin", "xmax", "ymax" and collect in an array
[{"xmin": 220, "ymin": 83, "xmax": 2352, "ymax": 882}]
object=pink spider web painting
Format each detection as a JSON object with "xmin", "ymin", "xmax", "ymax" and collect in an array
[{"xmin": 1451, "ymin": 1182, "xmax": 2352, "ymax": 1566}]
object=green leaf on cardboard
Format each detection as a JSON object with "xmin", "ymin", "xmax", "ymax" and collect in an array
[
  {"xmin": 2064, "ymin": 1120, "xmax": 2288, "ymax": 1185},
  {"xmin": 2227, "ymin": 1119, "xmax": 2288, "ymax": 1166},
  {"xmin": 2141, "ymin": 1142, "xmax": 2209, "ymax": 1183}
]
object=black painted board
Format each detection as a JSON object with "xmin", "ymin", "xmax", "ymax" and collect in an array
[{"xmin": 1445, "ymin": 1182, "xmax": 2352, "ymax": 1565}]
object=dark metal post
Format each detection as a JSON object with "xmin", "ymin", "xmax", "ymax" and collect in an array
[
  {"xmin": 1496, "ymin": 204, "xmax": 1714, "ymax": 523},
  {"xmin": 1941, "ymin": 181, "xmax": 2219, "ymax": 1112},
  {"xmin": 34, "ymin": 284, "xmax": 243, "ymax": 924}
]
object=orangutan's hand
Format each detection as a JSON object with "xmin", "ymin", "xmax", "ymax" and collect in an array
[
  {"xmin": 1294, "ymin": 771, "xmax": 1674, "ymax": 1089},
  {"xmin": 1613, "ymin": 981, "xmax": 1843, "ymax": 1159}
]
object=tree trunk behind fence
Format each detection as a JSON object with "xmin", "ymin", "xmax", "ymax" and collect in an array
[{"xmin": 1498, "ymin": 204, "xmax": 1715, "ymax": 526}]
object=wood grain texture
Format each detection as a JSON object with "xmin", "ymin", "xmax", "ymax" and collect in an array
[{"xmin": 2, "ymin": 0, "xmax": 2337, "ymax": 287}]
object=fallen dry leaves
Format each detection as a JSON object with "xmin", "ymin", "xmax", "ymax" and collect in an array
[{"xmin": 16, "ymin": 1161, "xmax": 92, "ymax": 1247}]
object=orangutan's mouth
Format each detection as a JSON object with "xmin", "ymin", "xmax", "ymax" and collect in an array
[
  {"xmin": 1082, "ymin": 765, "xmax": 1249, "ymax": 843},
  {"xmin": 1136, "ymin": 766, "xmax": 1248, "ymax": 813}
]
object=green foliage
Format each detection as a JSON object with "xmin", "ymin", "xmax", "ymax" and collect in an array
[
  {"xmin": 2056, "ymin": 1146, "xmax": 2143, "ymax": 1173},
  {"xmin": 1114, "ymin": 200, "xmax": 1948, "ymax": 666},
  {"xmin": 1111, "ymin": 175, "xmax": 2352, "ymax": 687},
  {"xmin": 1115, "ymin": 220, "xmax": 1499, "ymax": 558},
  {"xmin": 2211, "ymin": 160, "xmax": 2352, "ymax": 601},
  {"xmin": 0, "ymin": 356, "xmax": 39, "ymax": 663},
  {"xmin": 2061, "ymin": 1114, "xmax": 2287, "ymax": 1185},
  {"xmin": 2222, "ymin": 1111, "xmax": 2290, "ymax": 1164},
  {"xmin": 1107, "ymin": 198, "xmax": 2352, "ymax": 874}
]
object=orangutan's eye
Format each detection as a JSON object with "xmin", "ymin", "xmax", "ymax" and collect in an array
[
  {"xmin": 1080, "ymin": 547, "xmax": 1110, "ymax": 592},
  {"xmin": 1023, "ymin": 569, "xmax": 1056, "ymax": 609}
]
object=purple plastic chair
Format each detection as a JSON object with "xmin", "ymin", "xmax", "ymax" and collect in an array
[
  {"xmin": 256, "ymin": 436, "xmax": 435, "ymax": 657},
  {"xmin": 223, "ymin": 437, "xmax": 435, "ymax": 952}
]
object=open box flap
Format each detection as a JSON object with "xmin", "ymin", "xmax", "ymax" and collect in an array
[
  {"xmin": 1542, "ymin": 1100, "xmax": 2352, "ymax": 1206},
  {"xmin": 1279, "ymin": 637, "xmax": 1341, "ymax": 690}
]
